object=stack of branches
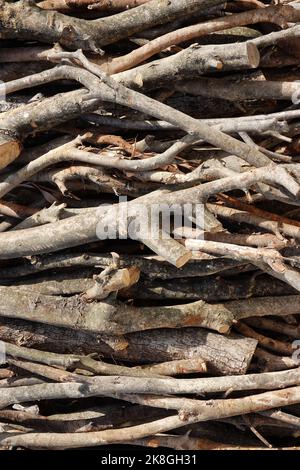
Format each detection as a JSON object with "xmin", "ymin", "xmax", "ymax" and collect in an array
[{"xmin": 1, "ymin": 0, "xmax": 300, "ymax": 450}]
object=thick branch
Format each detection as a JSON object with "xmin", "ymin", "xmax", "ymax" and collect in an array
[
  {"xmin": 0, "ymin": 0, "xmax": 223, "ymax": 50},
  {"xmin": 105, "ymin": 4, "xmax": 300, "ymax": 74},
  {"xmin": 0, "ymin": 318, "xmax": 257, "ymax": 375},
  {"xmin": 0, "ymin": 286, "xmax": 298, "ymax": 334}
]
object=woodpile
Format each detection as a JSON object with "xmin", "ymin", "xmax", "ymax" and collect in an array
[{"xmin": 0, "ymin": 0, "xmax": 300, "ymax": 450}]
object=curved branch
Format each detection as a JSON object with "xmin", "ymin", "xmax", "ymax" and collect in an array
[
  {"xmin": 0, "ymin": 0, "xmax": 222, "ymax": 50},
  {"xmin": 105, "ymin": 4, "xmax": 300, "ymax": 73}
]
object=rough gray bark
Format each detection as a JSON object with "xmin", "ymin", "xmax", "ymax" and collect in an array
[
  {"xmin": 0, "ymin": 252, "xmax": 247, "ymax": 280},
  {"xmin": 116, "ymin": 42, "xmax": 260, "ymax": 90},
  {"xmin": 1, "ymin": 387, "xmax": 300, "ymax": 449},
  {"xmin": 0, "ymin": 285, "xmax": 298, "ymax": 335},
  {"xmin": 1, "ymin": 0, "xmax": 300, "ymax": 450},
  {"xmin": 0, "ymin": 318, "xmax": 257, "ymax": 375},
  {"xmin": 0, "ymin": 0, "xmax": 224, "ymax": 50}
]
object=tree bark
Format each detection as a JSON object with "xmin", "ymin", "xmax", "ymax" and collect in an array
[
  {"xmin": 0, "ymin": 0, "xmax": 224, "ymax": 50},
  {"xmin": 0, "ymin": 318, "xmax": 257, "ymax": 375}
]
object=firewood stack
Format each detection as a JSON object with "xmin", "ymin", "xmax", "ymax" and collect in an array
[{"xmin": 0, "ymin": 0, "xmax": 300, "ymax": 450}]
